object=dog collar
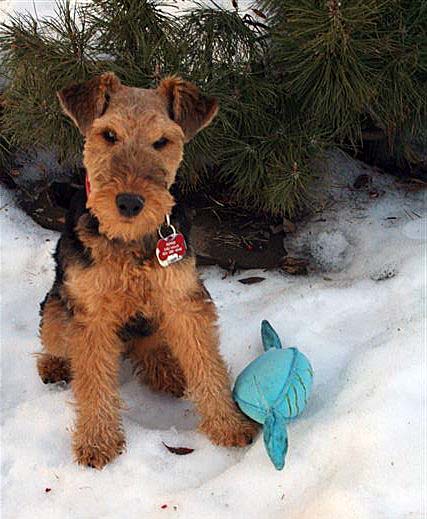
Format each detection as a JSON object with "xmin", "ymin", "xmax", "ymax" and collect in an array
[
  {"xmin": 85, "ymin": 174, "xmax": 91, "ymax": 197},
  {"xmin": 158, "ymin": 214, "xmax": 175, "ymax": 239}
]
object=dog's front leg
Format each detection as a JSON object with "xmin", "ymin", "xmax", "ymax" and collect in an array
[
  {"xmin": 159, "ymin": 293, "xmax": 258, "ymax": 447},
  {"xmin": 69, "ymin": 318, "xmax": 125, "ymax": 469}
]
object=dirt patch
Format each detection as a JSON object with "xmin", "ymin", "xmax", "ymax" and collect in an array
[{"xmin": 190, "ymin": 199, "xmax": 285, "ymax": 270}]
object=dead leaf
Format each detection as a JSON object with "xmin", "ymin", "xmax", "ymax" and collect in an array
[
  {"xmin": 283, "ymin": 218, "xmax": 296, "ymax": 233},
  {"xmin": 369, "ymin": 190, "xmax": 380, "ymax": 199},
  {"xmin": 396, "ymin": 178, "xmax": 427, "ymax": 192},
  {"xmin": 163, "ymin": 442, "xmax": 194, "ymax": 455},
  {"xmin": 353, "ymin": 174, "xmax": 371, "ymax": 189},
  {"xmin": 238, "ymin": 276, "xmax": 266, "ymax": 285},
  {"xmin": 252, "ymin": 8, "xmax": 267, "ymax": 18},
  {"xmin": 280, "ymin": 256, "xmax": 309, "ymax": 275}
]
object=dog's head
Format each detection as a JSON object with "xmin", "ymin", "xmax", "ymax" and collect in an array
[{"xmin": 58, "ymin": 72, "xmax": 218, "ymax": 242}]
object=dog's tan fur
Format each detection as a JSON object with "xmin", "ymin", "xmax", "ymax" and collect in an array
[{"xmin": 37, "ymin": 73, "xmax": 257, "ymax": 469}]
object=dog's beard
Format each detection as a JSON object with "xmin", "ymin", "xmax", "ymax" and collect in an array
[{"xmin": 87, "ymin": 181, "xmax": 175, "ymax": 243}]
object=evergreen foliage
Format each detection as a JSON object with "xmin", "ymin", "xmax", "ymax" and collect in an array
[
  {"xmin": 0, "ymin": 0, "xmax": 425, "ymax": 216},
  {"xmin": 259, "ymin": 0, "xmax": 426, "ymax": 144}
]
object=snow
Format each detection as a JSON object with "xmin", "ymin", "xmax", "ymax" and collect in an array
[
  {"xmin": 0, "ymin": 1, "xmax": 426, "ymax": 516},
  {"xmin": 0, "ymin": 1, "xmax": 76, "ymax": 22},
  {"xmin": 1, "ymin": 151, "xmax": 426, "ymax": 518},
  {"xmin": 310, "ymin": 230, "xmax": 350, "ymax": 272}
]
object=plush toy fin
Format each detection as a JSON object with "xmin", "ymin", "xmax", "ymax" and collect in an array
[
  {"xmin": 263, "ymin": 409, "xmax": 288, "ymax": 470},
  {"xmin": 261, "ymin": 320, "xmax": 282, "ymax": 351}
]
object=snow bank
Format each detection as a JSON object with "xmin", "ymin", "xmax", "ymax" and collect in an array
[{"xmin": 1, "ymin": 151, "xmax": 425, "ymax": 518}]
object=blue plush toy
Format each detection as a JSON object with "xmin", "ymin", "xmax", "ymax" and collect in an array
[{"xmin": 233, "ymin": 320, "xmax": 314, "ymax": 470}]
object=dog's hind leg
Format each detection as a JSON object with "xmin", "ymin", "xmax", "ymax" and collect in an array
[
  {"xmin": 128, "ymin": 332, "xmax": 186, "ymax": 398},
  {"xmin": 37, "ymin": 293, "xmax": 72, "ymax": 384}
]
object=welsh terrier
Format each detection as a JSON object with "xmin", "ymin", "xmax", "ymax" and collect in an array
[{"xmin": 36, "ymin": 73, "xmax": 257, "ymax": 469}]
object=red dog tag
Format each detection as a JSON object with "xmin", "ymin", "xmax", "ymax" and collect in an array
[
  {"xmin": 85, "ymin": 175, "xmax": 91, "ymax": 197},
  {"xmin": 156, "ymin": 233, "xmax": 187, "ymax": 267}
]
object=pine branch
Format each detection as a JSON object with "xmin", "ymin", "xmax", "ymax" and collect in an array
[{"xmin": 1, "ymin": 0, "xmax": 425, "ymax": 217}]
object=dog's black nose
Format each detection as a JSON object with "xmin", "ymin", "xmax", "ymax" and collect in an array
[{"xmin": 116, "ymin": 193, "xmax": 144, "ymax": 218}]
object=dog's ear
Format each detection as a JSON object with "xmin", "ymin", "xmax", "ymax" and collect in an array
[
  {"xmin": 158, "ymin": 76, "xmax": 218, "ymax": 142},
  {"xmin": 57, "ymin": 72, "xmax": 121, "ymax": 135}
]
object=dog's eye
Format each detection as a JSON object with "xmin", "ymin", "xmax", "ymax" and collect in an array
[
  {"xmin": 102, "ymin": 130, "xmax": 117, "ymax": 144},
  {"xmin": 153, "ymin": 137, "xmax": 169, "ymax": 150}
]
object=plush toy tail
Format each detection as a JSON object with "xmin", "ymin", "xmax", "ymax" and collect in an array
[
  {"xmin": 263, "ymin": 409, "xmax": 288, "ymax": 470},
  {"xmin": 261, "ymin": 320, "xmax": 282, "ymax": 351}
]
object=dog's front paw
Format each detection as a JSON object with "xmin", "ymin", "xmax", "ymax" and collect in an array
[
  {"xmin": 73, "ymin": 429, "xmax": 125, "ymax": 469},
  {"xmin": 37, "ymin": 354, "xmax": 71, "ymax": 384},
  {"xmin": 200, "ymin": 412, "xmax": 259, "ymax": 447}
]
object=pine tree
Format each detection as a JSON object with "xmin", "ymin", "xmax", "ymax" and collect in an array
[
  {"xmin": 0, "ymin": 0, "xmax": 425, "ymax": 218},
  {"xmin": 257, "ymin": 0, "xmax": 426, "ymax": 152}
]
